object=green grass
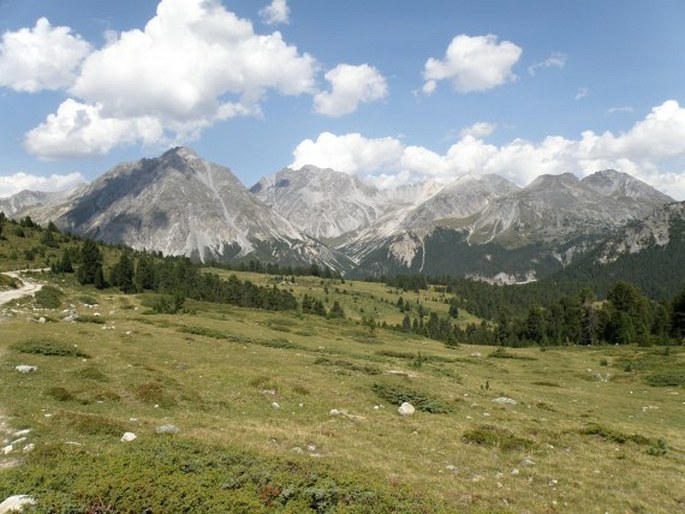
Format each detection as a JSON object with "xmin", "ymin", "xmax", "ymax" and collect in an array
[{"xmin": 0, "ymin": 268, "xmax": 684, "ymax": 512}]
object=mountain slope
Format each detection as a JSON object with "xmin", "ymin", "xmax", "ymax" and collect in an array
[
  {"xmin": 29, "ymin": 147, "xmax": 347, "ymax": 269},
  {"xmin": 251, "ymin": 165, "xmax": 385, "ymax": 241},
  {"xmin": 0, "ymin": 190, "xmax": 71, "ymax": 218},
  {"xmin": 347, "ymin": 171, "xmax": 674, "ymax": 280}
]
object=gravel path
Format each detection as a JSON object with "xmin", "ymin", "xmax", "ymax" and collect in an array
[{"xmin": 0, "ymin": 270, "xmax": 45, "ymax": 306}]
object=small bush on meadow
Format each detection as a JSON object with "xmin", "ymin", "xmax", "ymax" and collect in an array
[{"xmin": 12, "ymin": 337, "xmax": 89, "ymax": 358}]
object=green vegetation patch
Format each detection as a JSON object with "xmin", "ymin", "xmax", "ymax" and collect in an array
[
  {"xmin": 75, "ymin": 314, "xmax": 106, "ymax": 324},
  {"xmin": 462, "ymin": 424, "xmax": 534, "ymax": 452},
  {"xmin": 488, "ymin": 347, "xmax": 537, "ymax": 360},
  {"xmin": 33, "ymin": 285, "xmax": 64, "ymax": 309},
  {"xmin": 314, "ymin": 357, "xmax": 381, "ymax": 376},
  {"xmin": 645, "ymin": 371, "xmax": 685, "ymax": 387},
  {"xmin": 371, "ymin": 382, "xmax": 452, "ymax": 413},
  {"xmin": 0, "ymin": 438, "xmax": 443, "ymax": 513},
  {"xmin": 579, "ymin": 423, "xmax": 652, "ymax": 446},
  {"xmin": 12, "ymin": 337, "xmax": 90, "ymax": 358}
]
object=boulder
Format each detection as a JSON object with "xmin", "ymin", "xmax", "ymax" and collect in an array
[
  {"xmin": 0, "ymin": 495, "xmax": 36, "ymax": 514},
  {"xmin": 120, "ymin": 432, "xmax": 137, "ymax": 442},
  {"xmin": 492, "ymin": 397, "xmax": 517, "ymax": 405},
  {"xmin": 15, "ymin": 365, "xmax": 37, "ymax": 373},
  {"xmin": 155, "ymin": 424, "xmax": 180, "ymax": 434},
  {"xmin": 398, "ymin": 402, "xmax": 415, "ymax": 416}
]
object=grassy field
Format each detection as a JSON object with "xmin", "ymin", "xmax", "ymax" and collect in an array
[{"xmin": 0, "ymin": 268, "xmax": 683, "ymax": 513}]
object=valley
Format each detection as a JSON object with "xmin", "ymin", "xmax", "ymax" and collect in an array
[{"xmin": 0, "ymin": 222, "xmax": 683, "ymax": 512}]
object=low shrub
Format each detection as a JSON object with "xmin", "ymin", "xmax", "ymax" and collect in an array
[
  {"xmin": 371, "ymin": 383, "xmax": 452, "ymax": 413},
  {"xmin": 34, "ymin": 285, "xmax": 64, "ymax": 309},
  {"xmin": 462, "ymin": 425, "xmax": 534, "ymax": 452},
  {"xmin": 314, "ymin": 357, "xmax": 381, "ymax": 375},
  {"xmin": 12, "ymin": 338, "xmax": 90, "ymax": 358}
]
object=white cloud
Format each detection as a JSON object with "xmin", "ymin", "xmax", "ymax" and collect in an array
[
  {"xmin": 291, "ymin": 132, "xmax": 403, "ymax": 174},
  {"xmin": 422, "ymin": 34, "xmax": 522, "ymax": 94},
  {"xmin": 290, "ymin": 100, "xmax": 685, "ymax": 200},
  {"xmin": 608, "ymin": 106, "xmax": 634, "ymax": 114},
  {"xmin": 0, "ymin": 171, "xmax": 84, "ymax": 198},
  {"xmin": 575, "ymin": 87, "xmax": 589, "ymax": 100},
  {"xmin": 528, "ymin": 52, "xmax": 566, "ymax": 76},
  {"xmin": 24, "ymin": 99, "xmax": 164, "ymax": 159},
  {"xmin": 314, "ymin": 64, "xmax": 388, "ymax": 117},
  {"xmin": 0, "ymin": 17, "xmax": 91, "ymax": 92},
  {"xmin": 23, "ymin": 0, "xmax": 317, "ymax": 158},
  {"xmin": 460, "ymin": 121, "xmax": 496, "ymax": 139},
  {"xmin": 259, "ymin": 0, "xmax": 290, "ymax": 25}
]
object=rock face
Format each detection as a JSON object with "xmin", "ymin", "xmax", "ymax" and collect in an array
[
  {"xmin": 0, "ymin": 190, "xmax": 70, "ymax": 218},
  {"xmin": 252, "ymin": 166, "xmax": 386, "ymax": 241},
  {"xmin": 25, "ymin": 147, "xmax": 347, "ymax": 270}
]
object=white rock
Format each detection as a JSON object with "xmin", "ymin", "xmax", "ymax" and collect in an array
[
  {"xmin": 329, "ymin": 409, "xmax": 343, "ymax": 417},
  {"xmin": 492, "ymin": 397, "xmax": 517, "ymax": 405},
  {"xmin": 37, "ymin": 317, "xmax": 46, "ymax": 324},
  {"xmin": 1, "ymin": 445, "xmax": 12, "ymax": 455},
  {"xmin": 12, "ymin": 430, "xmax": 31, "ymax": 437},
  {"xmin": 0, "ymin": 495, "xmax": 36, "ymax": 513},
  {"xmin": 271, "ymin": 402, "xmax": 280, "ymax": 409},
  {"xmin": 511, "ymin": 468, "xmax": 520, "ymax": 476},
  {"xmin": 15, "ymin": 365, "xmax": 37, "ymax": 373},
  {"xmin": 120, "ymin": 432, "xmax": 137, "ymax": 443},
  {"xmin": 307, "ymin": 444, "xmax": 317, "ymax": 452},
  {"xmin": 522, "ymin": 458, "xmax": 536, "ymax": 466},
  {"xmin": 22, "ymin": 444, "xmax": 35, "ymax": 453},
  {"xmin": 155, "ymin": 424, "xmax": 180, "ymax": 434},
  {"xmin": 398, "ymin": 402, "xmax": 415, "ymax": 416}
]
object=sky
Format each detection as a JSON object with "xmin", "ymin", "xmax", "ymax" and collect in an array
[{"xmin": 1, "ymin": 0, "xmax": 684, "ymax": 199}]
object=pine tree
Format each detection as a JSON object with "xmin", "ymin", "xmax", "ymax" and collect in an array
[
  {"xmin": 329, "ymin": 300, "xmax": 345, "ymax": 319},
  {"xmin": 77, "ymin": 240, "xmax": 104, "ymax": 285}
]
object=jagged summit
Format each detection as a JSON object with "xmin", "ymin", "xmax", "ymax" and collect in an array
[{"xmin": 582, "ymin": 169, "xmax": 674, "ymax": 204}]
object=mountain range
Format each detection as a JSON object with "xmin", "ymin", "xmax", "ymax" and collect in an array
[{"xmin": 1, "ymin": 146, "xmax": 679, "ymax": 283}]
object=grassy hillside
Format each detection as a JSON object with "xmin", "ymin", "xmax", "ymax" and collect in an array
[
  {"xmin": 1, "ymin": 220, "xmax": 683, "ymax": 512},
  {"xmin": 0, "ymin": 268, "xmax": 683, "ymax": 512}
]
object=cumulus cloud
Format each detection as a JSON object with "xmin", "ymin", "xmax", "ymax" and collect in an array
[
  {"xmin": 259, "ymin": 0, "xmax": 290, "ymax": 25},
  {"xmin": 0, "ymin": 171, "xmax": 84, "ymax": 198},
  {"xmin": 290, "ymin": 100, "xmax": 685, "ymax": 200},
  {"xmin": 0, "ymin": 17, "xmax": 91, "ymax": 92},
  {"xmin": 460, "ymin": 121, "xmax": 496, "ymax": 139},
  {"xmin": 21, "ymin": 0, "xmax": 317, "ymax": 158},
  {"xmin": 24, "ymin": 99, "xmax": 164, "ymax": 159},
  {"xmin": 291, "ymin": 132, "xmax": 403, "ymax": 174},
  {"xmin": 528, "ymin": 52, "xmax": 566, "ymax": 76},
  {"xmin": 422, "ymin": 34, "xmax": 522, "ymax": 94},
  {"xmin": 314, "ymin": 64, "xmax": 388, "ymax": 117}
]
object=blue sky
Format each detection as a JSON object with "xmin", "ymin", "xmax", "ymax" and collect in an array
[{"xmin": 1, "ymin": 0, "xmax": 684, "ymax": 198}]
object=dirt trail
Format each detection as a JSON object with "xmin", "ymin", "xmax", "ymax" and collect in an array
[{"xmin": 0, "ymin": 270, "xmax": 45, "ymax": 306}]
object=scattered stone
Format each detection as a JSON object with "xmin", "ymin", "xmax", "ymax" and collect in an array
[
  {"xmin": 521, "ymin": 458, "xmax": 536, "ymax": 467},
  {"xmin": 398, "ymin": 402, "xmax": 415, "ymax": 416},
  {"xmin": 492, "ymin": 397, "xmax": 517, "ymax": 405},
  {"xmin": 470, "ymin": 352, "xmax": 482, "ymax": 357},
  {"xmin": 445, "ymin": 464, "xmax": 457, "ymax": 472},
  {"xmin": 329, "ymin": 409, "xmax": 344, "ymax": 417},
  {"xmin": 22, "ymin": 444, "xmax": 34, "ymax": 453},
  {"xmin": 120, "ymin": 432, "xmax": 137, "ymax": 443},
  {"xmin": 307, "ymin": 444, "xmax": 317, "ymax": 453},
  {"xmin": 12, "ymin": 430, "xmax": 31, "ymax": 437},
  {"xmin": 15, "ymin": 365, "xmax": 37, "ymax": 373},
  {"xmin": 292, "ymin": 447, "xmax": 303, "ymax": 454},
  {"xmin": 37, "ymin": 317, "xmax": 46, "ymax": 324},
  {"xmin": 156, "ymin": 424, "xmax": 180, "ymax": 434},
  {"xmin": 511, "ymin": 468, "xmax": 520, "ymax": 476},
  {"xmin": 0, "ymin": 495, "xmax": 36, "ymax": 514},
  {"xmin": 271, "ymin": 402, "xmax": 280, "ymax": 409},
  {"xmin": 10, "ymin": 438, "xmax": 26, "ymax": 446},
  {"xmin": 1, "ymin": 445, "xmax": 12, "ymax": 455}
]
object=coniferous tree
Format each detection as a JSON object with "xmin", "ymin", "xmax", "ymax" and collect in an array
[{"xmin": 77, "ymin": 240, "xmax": 104, "ymax": 285}]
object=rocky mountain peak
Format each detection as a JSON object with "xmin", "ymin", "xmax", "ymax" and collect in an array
[{"xmin": 582, "ymin": 169, "xmax": 674, "ymax": 203}]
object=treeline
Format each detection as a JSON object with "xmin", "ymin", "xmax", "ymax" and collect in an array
[
  {"xmin": 455, "ymin": 282, "xmax": 683, "ymax": 347},
  {"xmin": 53, "ymin": 240, "xmax": 299, "ymax": 312},
  {"xmin": 205, "ymin": 258, "xmax": 342, "ymax": 281}
]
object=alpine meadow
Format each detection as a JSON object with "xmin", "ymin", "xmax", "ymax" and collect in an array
[{"xmin": 1, "ymin": 1, "xmax": 685, "ymax": 513}]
